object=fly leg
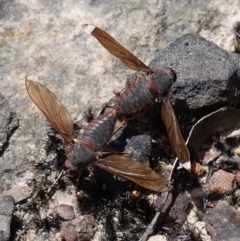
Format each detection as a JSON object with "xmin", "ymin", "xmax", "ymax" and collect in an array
[{"xmin": 113, "ymin": 109, "xmax": 147, "ymax": 134}]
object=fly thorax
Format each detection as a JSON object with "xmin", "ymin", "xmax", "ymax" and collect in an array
[
  {"xmin": 70, "ymin": 143, "xmax": 95, "ymax": 170},
  {"xmin": 148, "ymin": 68, "xmax": 176, "ymax": 96}
]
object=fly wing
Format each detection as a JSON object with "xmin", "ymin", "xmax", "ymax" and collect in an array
[
  {"xmin": 94, "ymin": 155, "xmax": 172, "ymax": 192},
  {"xmin": 83, "ymin": 24, "xmax": 150, "ymax": 72},
  {"xmin": 25, "ymin": 77, "xmax": 74, "ymax": 144},
  {"xmin": 161, "ymin": 97, "xmax": 191, "ymax": 170}
]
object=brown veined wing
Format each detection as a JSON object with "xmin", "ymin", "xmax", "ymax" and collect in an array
[
  {"xmin": 25, "ymin": 77, "xmax": 74, "ymax": 144},
  {"xmin": 94, "ymin": 155, "xmax": 172, "ymax": 192},
  {"xmin": 83, "ymin": 24, "xmax": 150, "ymax": 72},
  {"xmin": 161, "ymin": 97, "xmax": 191, "ymax": 171}
]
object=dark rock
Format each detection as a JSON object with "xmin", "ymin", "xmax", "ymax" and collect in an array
[
  {"xmin": 208, "ymin": 169, "xmax": 235, "ymax": 194},
  {"xmin": 124, "ymin": 135, "xmax": 152, "ymax": 164},
  {"xmin": 61, "ymin": 215, "xmax": 97, "ymax": 241},
  {"xmin": 0, "ymin": 196, "xmax": 15, "ymax": 241},
  {"xmin": 189, "ymin": 187, "xmax": 205, "ymax": 211},
  {"xmin": 0, "ymin": 94, "xmax": 18, "ymax": 155},
  {"xmin": 203, "ymin": 202, "xmax": 240, "ymax": 241},
  {"xmin": 0, "ymin": 195, "xmax": 15, "ymax": 216},
  {"xmin": 57, "ymin": 204, "xmax": 75, "ymax": 221},
  {"xmin": 235, "ymin": 172, "xmax": 240, "ymax": 186},
  {"xmin": 154, "ymin": 190, "xmax": 191, "ymax": 224},
  {"xmin": 150, "ymin": 34, "xmax": 240, "ymax": 114}
]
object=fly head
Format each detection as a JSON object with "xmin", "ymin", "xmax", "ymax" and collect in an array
[
  {"xmin": 150, "ymin": 68, "xmax": 176, "ymax": 95},
  {"xmin": 70, "ymin": 143, "xmax": 95, "ymax": 170}
]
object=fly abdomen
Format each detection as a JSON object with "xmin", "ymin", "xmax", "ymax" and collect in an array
[
  {"xmin": 82, "ymin": 113, "xmax": 117, "ymax": 151},
  {"xmin": 113, "ymin": 77, "xmax": 155, "ymax": 116}
]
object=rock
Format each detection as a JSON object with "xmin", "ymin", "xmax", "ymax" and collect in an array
[
  {"xmin": 124, "ymin": 135, "xmax": 152, "ymax": 164},
  {"xmin": 208, "ymin": 169, "xmax": 235, "ymax": 194},
  {"xmin": 60, "ymin": 215, "xmax": 97, "ymax": 241},
  {"xmin": 154, "ymin": 190, "xmax": 191, "ymax": 224},
  {"xmin": 0, "ymin": 196, "xmax": 15, "ymax": 241},
  {"xmin": 203, "ymin": 202, "xmax": 240, "ymax": 241},
  {"xmin": 150, "ymin": 34, "xmax": 240, "ymax": 114},
  {"xmin": 107, "ymin": 133, "xmax": 153, "ymax": 165},
  {"xmin": 0, "ymin": 94, "xmax": 18, "ymax": 155},
  {"xmin": 0, "ymin": 186, "xmax": 32, "ymax": 203},
  {"xmin": 57, "ymin": 204, "xmax": 75, "ymax": 221},
  {"xmin": 235, "ymin": 172, "xmax": 240, "ymax": 186},
  {"xmin": 60, "ymin": 227, "xmax": 78, "ymax": 241},
  {"xmin": 194, "ymin": 221, "xmax": 212, "ymax": 241},
  {"xmin": 189, "ymin": 187, "xmax": 204, "ymax": 211}
]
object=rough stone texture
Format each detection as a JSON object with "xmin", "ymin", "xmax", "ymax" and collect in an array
[
  {"xmin": 150, "ymin": 34, "xmax": 240, "ymax": 113},
  {"xmin": 203, "ymin": 202, "xmax": 240, "ymax": 241},
  {"xmin": 154, "ymin": 190, "xmax": 191, "ymax": 225},
  {"xmin": 189, "ymin": 188, "xmax": 205, "ymax": 211},
  {"xmin": 124, "ymin": 135, "xmax": 152, "ymax": 164},
  {"xmin": 61, "ymin": 215, "xmax": 97, "ymax": 241},
  {"xmin": 0, "ymin": 196, "xmax": 15, "ymax": 241},
  {"xmin": 194, "ymin": 221, "xmax": 212, "ymax": 241},
  {"xmin": 60, "ymin": 227, "xmax": 78, "ymax": 241},
  {"xmin": 0, "ymin": 186, "xmax": 32, "ymax": 203},
  {"xmin": 57, "ymin": 203, "xmax": 75, "ymax": 221},
  {"xmin": 0, "ymin": 93, "xmax": 18, "ymax": 154},
  {"xmin": 208, "ymin": 169, "xmax": 235, "ymax": 194}
]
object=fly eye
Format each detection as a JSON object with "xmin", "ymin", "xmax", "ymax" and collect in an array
[{"xmin": 126, "ymin": 74, "xmax": 135, "ymax": 87}]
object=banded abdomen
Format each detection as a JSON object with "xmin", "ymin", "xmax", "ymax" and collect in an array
[
  {"xmin": 113, "ymin": 77, "xmax": 155, "ymax": 116},
  {"xmin": 82, "ymin": 112, "xmax": 117, "ymax": 151}
]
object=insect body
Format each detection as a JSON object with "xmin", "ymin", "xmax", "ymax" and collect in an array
[
  {"xmin": 83, "ymin": 24, "xmax": 190, "ymax": 170},
  {"xmin": 25, "ymin": 78, "xmax": 172, "ymax": 192},
  {"xmin": 112, "ymin": 69, "xmax": 175, "ymax": 116},
  {"xmin": 70, "ymin": 112, "xmax": 117, "ymax": 170},
  {"xmin": 68, "ymin": 67, "xmax": 175, "ymax": 171},
  {"xmin": 25, "ymin": 24, "xmax": 190, "ymax": 194}
]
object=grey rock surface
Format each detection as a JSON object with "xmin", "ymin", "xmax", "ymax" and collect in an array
[
  {"xmin": 0, "ymin": 94, "xmax": 18, "ymax": 155},
  {"xmin": 203, "ymin": 202, "xmax": 240, "ymax": 241},
  {"xmin": 0, "ymin": 196, "xmax": 15, "ymax": 241},
  {"xmin": 150, "ymin": 34, "xmax": 240, "ymax": 112}
]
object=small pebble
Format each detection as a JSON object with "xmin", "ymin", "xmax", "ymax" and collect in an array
[
  {"xmin": 0, "ymin": 195, "xmax": 15, "ymax": 241},
  {"xmin": 57, "ymin": 204, "xmax": 75, "ymax": 220},
  {"xmin": 60, "ymin": 227, "xmax": 78, "ymax": 241},
  {"xmin": 208, "ymin": 170, "xmax": 235, "ymax": 194}
]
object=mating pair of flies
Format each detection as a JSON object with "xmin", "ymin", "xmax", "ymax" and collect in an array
[{"xmin": 26, "ymin": 24, "xmax": 191, "ymax": 193}]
